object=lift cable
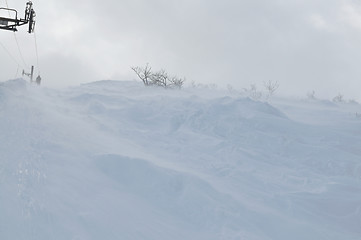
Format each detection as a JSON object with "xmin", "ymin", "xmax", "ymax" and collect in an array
[
  {"xmin": 0, "ymin": 40, "xmax": 21, "ymax": 66},
  {"xmin": 1, "ymin": 1, "xmax": 39, "ymax": 81},
  {"xmin": 0, "ymin": 40, "xmax": 23, "ymax": 78},
  {"xmin": 33, "ymin": 30, "xmax": 40, "ymax": 74},
  {"xmin": 4, "ymin": 0, "xmax": 29, "ymax": 68},
  {"xmin": 13, "ymin": 33, "xmax": 28, "ymax": 68},
  {"xmin": 1, "ymin": 0, "xmax": 22, "ymax": 67},
  {"xmin": 14, "ymin": 63, "xmax": 19, "ymax": 78}
]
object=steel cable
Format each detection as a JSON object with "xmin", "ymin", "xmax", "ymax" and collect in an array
[{"xmin": 4, "ymin": 0, "xmax": 29, "ymax": 68}]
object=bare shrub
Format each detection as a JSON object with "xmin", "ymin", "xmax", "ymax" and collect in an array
[
  {"xmin": 131, "ymin": 64, "xmax": 153, "ymax": 86},
  {"xmin": 168, "ymin": 75, "xmax": 185, "ymax": 89},
  {"xmin": 243, "ymin": 84, "xmax": 262, "ymax": 100},
  {"xmin": 188, "ymin": 80, "xmax": 217, "ymax": 89},
  {"xmin": 332, "ymin": 93, "xmax": 344, "ymax": 103},
  {"xmin": 227, "ymin": 84, "xmax": 240, "ymax": 94},
  {"xmin": 131, "ymin": 64, "xmax": 185, "ymax": 89},
  {"xmin": 307, "ymin": 91, "xmax": 316, "ymax": 100},
  {"xmin": 190, "ymin": 80, "xmax": 198, "ymax": 88},
  {"xmin": 264, "ymin": 80, "xmax": 279, "ymax": 98},
  {"xmin": 348, "ymin": 99, "xmax": 359, "ymax": 104}
]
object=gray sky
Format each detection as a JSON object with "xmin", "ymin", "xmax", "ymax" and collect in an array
[{"xmin": 1, "ymin": 0, "xmax": 361, "ymax": 100}]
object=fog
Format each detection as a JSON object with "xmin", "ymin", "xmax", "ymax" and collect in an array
[{"xmin": 1, "ymin": 0, "xmax": 361, "ymax": 100}]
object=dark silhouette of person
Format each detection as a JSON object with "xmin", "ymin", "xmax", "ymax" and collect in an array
[{"xmin": 35, "ymin": 75, "xmax": 41, "ymax": 85}]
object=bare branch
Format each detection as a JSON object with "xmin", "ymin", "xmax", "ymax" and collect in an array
[
  {"xmin": 264, "ymin": 80, "xmax": 279, "ymax": 98},
  {"xmin": 131, "ymin": 63, "xmax": 153, "ymax": 86},
  {"xmin": 131, "ymin": 64, "xmax": 185, "ymax": 89}
]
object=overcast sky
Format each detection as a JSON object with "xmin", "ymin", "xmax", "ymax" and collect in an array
[{"xmin": 1, "ymin": 0, "xmax": 361, "ymax": 100}]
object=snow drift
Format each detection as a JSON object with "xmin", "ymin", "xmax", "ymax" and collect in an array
[{"xmin": 0, "ymin": 79, "xmax": 360, "ymax": 240}]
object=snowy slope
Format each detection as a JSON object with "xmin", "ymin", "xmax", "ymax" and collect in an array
[{"xmin": 0, "ymin": 79, "xmax": 360, "ymax": 240}]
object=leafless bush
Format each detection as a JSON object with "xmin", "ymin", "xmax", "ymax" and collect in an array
[
  {"xmin": 348, "ymin": 99, "xmax": 359, "ymax": 104},
  {"xmin": 151, "ymin": 69, "xmax": 168, "ymax": 87},
  {"xmin": 227, "ymin": 84, "xmax": 240, "ymax": 94},
  {"xmin": 168, "ymin": 75, "xmax": 185, "ymax": 89},
  {"xmin": 264, "ymin": 80, "xmax": 279, "ymax": 98},
  {"xmin": 332, "ymin": 93, "xmax": 344, "ymax": 103},
  {"xmin": 131, "ymin": 64, "xmax": 185, "ymax": 89},
  {"xmin": 190, "ymin": 80, "xmax": 198, "ymax": 88},
  {"xmin": 188, "ymin": 80, "xmax": 217, "ymax": 89},
  {"xmin": 307, "ymin": 90, "xmax": 316, "ymax": 100},
  {"xmin": 243, "ymin": 84, "xmax": 262, "ymax": 100},
  {"xmin": 131, "ymin": 64, "xmax": 153, "ymax": 86}
]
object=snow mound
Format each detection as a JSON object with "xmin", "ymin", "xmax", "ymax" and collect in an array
[
  {"xmin": 95, "ymin": 154, "xmax": 241, "ymax": 230},
  {"xmin": 0, "ymin": 78, "xmax": 27, "ymax": 99},
  {"xmin": 0, "ymin": 79, "xmax": 361, "ymax": 240}
]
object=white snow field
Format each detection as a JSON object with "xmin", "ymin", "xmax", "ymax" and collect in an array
[{"xmin": 0, "ymin": 79, "xmax": 360, "ymax": 240}]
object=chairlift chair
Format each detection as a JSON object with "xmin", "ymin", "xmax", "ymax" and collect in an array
[{"xmin": 0, "ymin": 1, "xmax": 35, "ymax": 33}]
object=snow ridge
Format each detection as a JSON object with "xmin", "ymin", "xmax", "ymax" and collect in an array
[{"xmin": 0, "ymin": 79, "xmax": 360, "ymax": 240}]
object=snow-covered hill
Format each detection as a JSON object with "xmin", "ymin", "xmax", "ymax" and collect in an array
[{"xmin": 1, "ymin": 79, "xmax": 360, "ymax": 240}]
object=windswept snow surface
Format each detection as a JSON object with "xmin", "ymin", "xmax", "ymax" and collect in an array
[{"xmin": 1, "ymin": 79, "xmax": 361, "ymax": 240}]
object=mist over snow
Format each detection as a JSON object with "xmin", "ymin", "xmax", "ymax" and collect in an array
[
  {"xmin": 2, "ymin": 0, "xmax": 361, "ymax": 100},
  {"xmin": 0, "ymin": 78, "xmax": 361, "ymax": 240}
]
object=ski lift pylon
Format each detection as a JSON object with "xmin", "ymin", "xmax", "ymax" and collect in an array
[
  {"xmin": 0, "ymin": 1, "xmax": 35, "ymax": 33},
  {"xmin": 22, "ymin": 65, "xmax": 34, "ymax": 82}
]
